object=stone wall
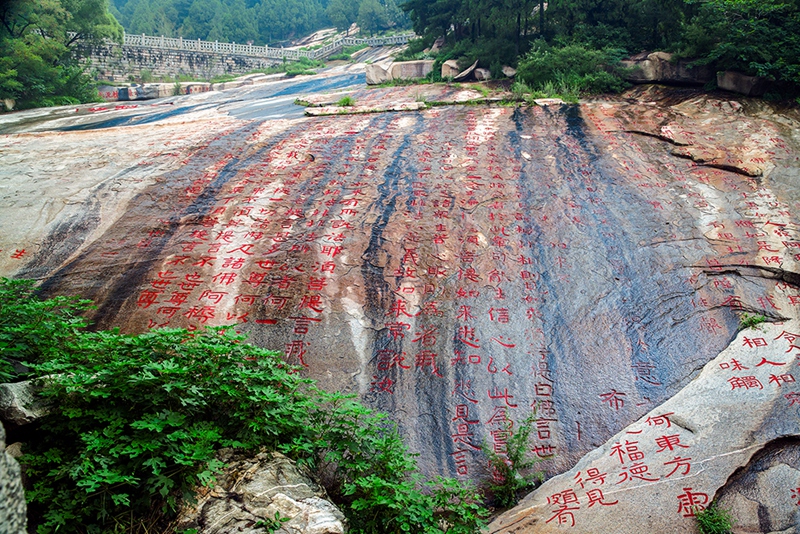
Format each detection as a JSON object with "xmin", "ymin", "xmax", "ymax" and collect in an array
[{"xmin": 82, "ymin": 44, "xmax": 283, "ymax": 82}]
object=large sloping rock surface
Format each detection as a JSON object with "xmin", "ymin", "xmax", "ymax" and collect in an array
[{"xmin": 0, "ymin": 77, "xmax": 798, "ymax": 522}]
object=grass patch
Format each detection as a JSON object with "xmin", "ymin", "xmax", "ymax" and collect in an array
[
  {"xmin": 694, "ymin": 504, "xmax": 735, "ymax": 534},
  {"xmin": 739, "ymin": 312, "xmax": 767, "ymax": 330},
  {"xmin": 337, "ymin": 95, "xmax": 355, "ymax": 106}
]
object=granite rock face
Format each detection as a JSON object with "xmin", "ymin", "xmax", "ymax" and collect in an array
[
  {"xmin": 176, "ymin": 451, "xmax": 346, "ymax": 534},
  {"xmin": 488, "ymin": 320, "xmax": 800, "ymax": 533},
  {"xmin": 0, "ymin": 422, "xmax": 26, "ymax": 534},
  {"xmin": 717, "ymin": 71, "xmax": 770, "ymax": 97},
  {"xmin": 0, "ymin": 76, "xmax": 799, "ymax": 533}
]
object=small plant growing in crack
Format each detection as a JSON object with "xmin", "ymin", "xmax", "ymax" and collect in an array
[
  {"xmin": 739, "ymin": 312, "xmax": 767, "ymax": 330},
  {"xmin": 694, "ymin": 503, "xmax": 735, "ymax": 534},
  {"xmin": 337, "ymin": 95, "xmax": 355, "ymax": 107}
]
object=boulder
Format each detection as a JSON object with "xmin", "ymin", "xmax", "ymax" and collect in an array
[
  {"xmin": 501, "ymin": 66, "xmax": 517, "ymax": 78},
  {"xmin": 0, "ymin": 380, "xmax": 48, "ymax": 426},
  {"xmin": 176, "ymin": 450, "xmax": 346, "ymax": 534},
  {"xmin": 365, "ymin": 61, "xmax": 393, "ymax": 85},
  {"xmin": 430, "ymin": 36, "xmax": 445, "ymax": 54},
  {"xmin": 488, "ymin": 320, "xmax": 800, "ymax": 533},
  {"xmin": 0, "ymin": 421, "xmax": 26, "ymax": 533},
  {"xmin": 2, "ymin": 99, "xmax": 14, "ymax": 111},
  {"xmin": 474, "ymin": 68, "xmax": 491, "ymax": 81},
  {"xmin": 441, "ymin": 60, "xmax": 461, "ymax": 79},
  {"xmin": 390, "ymin": 60, "xmax": 434, "ymax": 81},
  {"xmin": 621, "ymin": 51, "xmax": 713, "ymax": 85},
  {"xmin": 717, "ymin": 71, "xmax": 769, "ymax": 96},
  {"xmin": 454, "ymin": 59, "xmax": 478, "ymax": 81}
]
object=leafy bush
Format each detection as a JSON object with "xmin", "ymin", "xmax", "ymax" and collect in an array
[
  {"xmin": 694, "ymin": 503, "xmax": 735, "ymax": 534},
  {"xmin": 517, "ymin": 41, "xmax": 630, "ymax": 95},
  {"xmin": 337, "ymin": 95, "xmax": 355, "ymax": 106},
  {"xmin": 0, "ymin": 279, "xmax": 92, "ymax": 382},
  {"xmin": 483, "ymin": 416, "xmax": 543, "ymax": 508},
  {"xmin": 681, "ymin": 0, "xmax": 800, "ymax": 85},
  {"xmin": 7, "ymin": 280, "xmax": 487, "ymax": 534}
]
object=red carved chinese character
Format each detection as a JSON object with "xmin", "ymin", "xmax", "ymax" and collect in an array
[
  {"xmin": 370, "ymin": 375, "xmax": 394, "ymax": 394},
  {"xmin": 743, "ymin": 337, "xmax": 768, "ymax": 348},
  {"xmin": 546, "ymin": 490, "xmax": 580, "ymax": 527},
  {"xmin": 728, "ymin": 376, "xmax": 763, "ymax": 390},
  {"xmin": 600, "ymin": 390, "xmax": 626, "ymax": 411},
  {"xmin": 586, "ymin": 488, "xmax": 618, "ymax": 507},
  {"xmin": 574, "ymin": 468, "xmax": 607, "ymax": 488},
  {"xmin": 618, "ymin": 462, "xmax": 659, "ymax": 483},
  {"xmin": 412, "ymin": 325, "xmax": 439, "ymax": 347},
  {"xmin": 488, "ymin": 387, "xmax": 518, "ymax": 407},
  {"xmin": 285, "ymin": 340, "xmax": 309, "ymax": 367},
  {"xmin": 610, "ymin": 440, "xmax": 644, "ymax": 463},
  {"xmin": 655, "ymin": 434, "xmax": 690, "ymax": 452},
  {"xmin": 376, "ymin": 350, "xmax": 410, "ymax": 371},
  {"xmin": 769, "ymin": 373, "xmax": 795, "ymax": 386},
  {"xmin": 664, "ymin": 456, "xmax": 692, "ymax": 477},
  {"xmin": 677, "ymin": 487, "xmax": 709, "ymax": 517}
]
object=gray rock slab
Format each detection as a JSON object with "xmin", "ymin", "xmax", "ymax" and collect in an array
[{"xmin": 489, "ymin": 320, "xmax": 800, "ymax": 533}]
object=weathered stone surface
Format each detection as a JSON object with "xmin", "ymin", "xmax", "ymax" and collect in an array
[
  {"xmin": 365, "ymin": 61, "xmax": 392, "ymax": 85},
  {"xmin": 501, "ymin": 66, "xmax": 517, "ymax": 78},
  {"xmin": 622, "ymin": 51, "xmax": 713, "ymax": 85},
  {"xmin": 0, "ymin": 380, "xmax": 48, "ymax": 425},
  {"xmin": 489, "ymin": 320, "xmax": 800, "ymax": 533},
  {"xmin": 430, "ymin": 36, "xmax": 446, "ymax": 54},
  {"xmin": 441, "ymin": 59, "xmax": 461, "ymax": 79},
  {"xmin": 473, "ymin": 68, "xmax": 491, "ymax": 81},
  {"xmin": 176, "ymin": 451, "xmax": 346, "ymax": 534},
  {"xmin": 0, "ymin": 421, "xmax": 26, "ymax": 533},
  {"xmin": 389, "ymin": 60, "xmax": 434, "ymax": 81},
  {"xmin": 0, "ymin": 78, "xmax": 798, "ymax": 513},
  {"xmin": 715, "ymin": 439, "xmax": 800, "ymax": 533},
  {"xmin": 717, "ymin": 70, "xmax": 770, "ymax": 97}
]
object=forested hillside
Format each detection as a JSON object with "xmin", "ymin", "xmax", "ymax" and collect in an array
[
  {"xmin": 110, "ymin": 0, "xmax": 409, "ymax": 44},
  {"xmin": 401, "ymin": 0, "xmax": 800, "ymax": 96}
]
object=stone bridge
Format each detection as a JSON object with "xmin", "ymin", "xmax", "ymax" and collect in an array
[{"xmin": 81, "ymin": 31, "xmax": 414, "ymax": 82}]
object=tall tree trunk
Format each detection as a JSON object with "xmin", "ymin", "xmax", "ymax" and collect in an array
[{"xmin": 539, "ymin": 0, "xmax": 544, "ymax": 35}]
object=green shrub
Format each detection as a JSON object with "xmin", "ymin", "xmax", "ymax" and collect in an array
[
  {"xmin": 0, "ymin": 278, "xmax": 92, "ymax": 382},
  {"xmin": 9, "ymin": 281, "xmax": 487, "ymax": 534},
  {"xmin": 517, "ymin": 41, "xmax": 630, "ymax": 95},
  {"xmin": 337, "ymin": 95, "xmax": 356, "ymax": 106},
  {"xmin": 694, "ymin": 503, "xmax": 735, "ymax": 534}
]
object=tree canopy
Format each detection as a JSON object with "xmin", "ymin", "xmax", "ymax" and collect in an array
[
  {"xmin": 401, "ymin": 0, "xmax": 800, "ymax": 95},
  {"xmin": 0, "ymin": 0, "xmax": 122, "ymax": 109},
  {"xmin": 111, "ymin": 0, "xmax": 409, "ymax": 44}
]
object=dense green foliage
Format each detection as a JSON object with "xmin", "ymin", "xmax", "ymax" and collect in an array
[
  {"xmin": 401, "ymin": 0, "xmax": 800, "ymax": 95},
  {"xmin": 0, "ymin": 0, "xmax": 122, "ymax": 109},
  {"xmin": 0, "ymin": 279, "xmax": 487, "ymax": 533},
  {"xmin": 110, "ymin": 0, "xmax": 409, "ymax": 44}
]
